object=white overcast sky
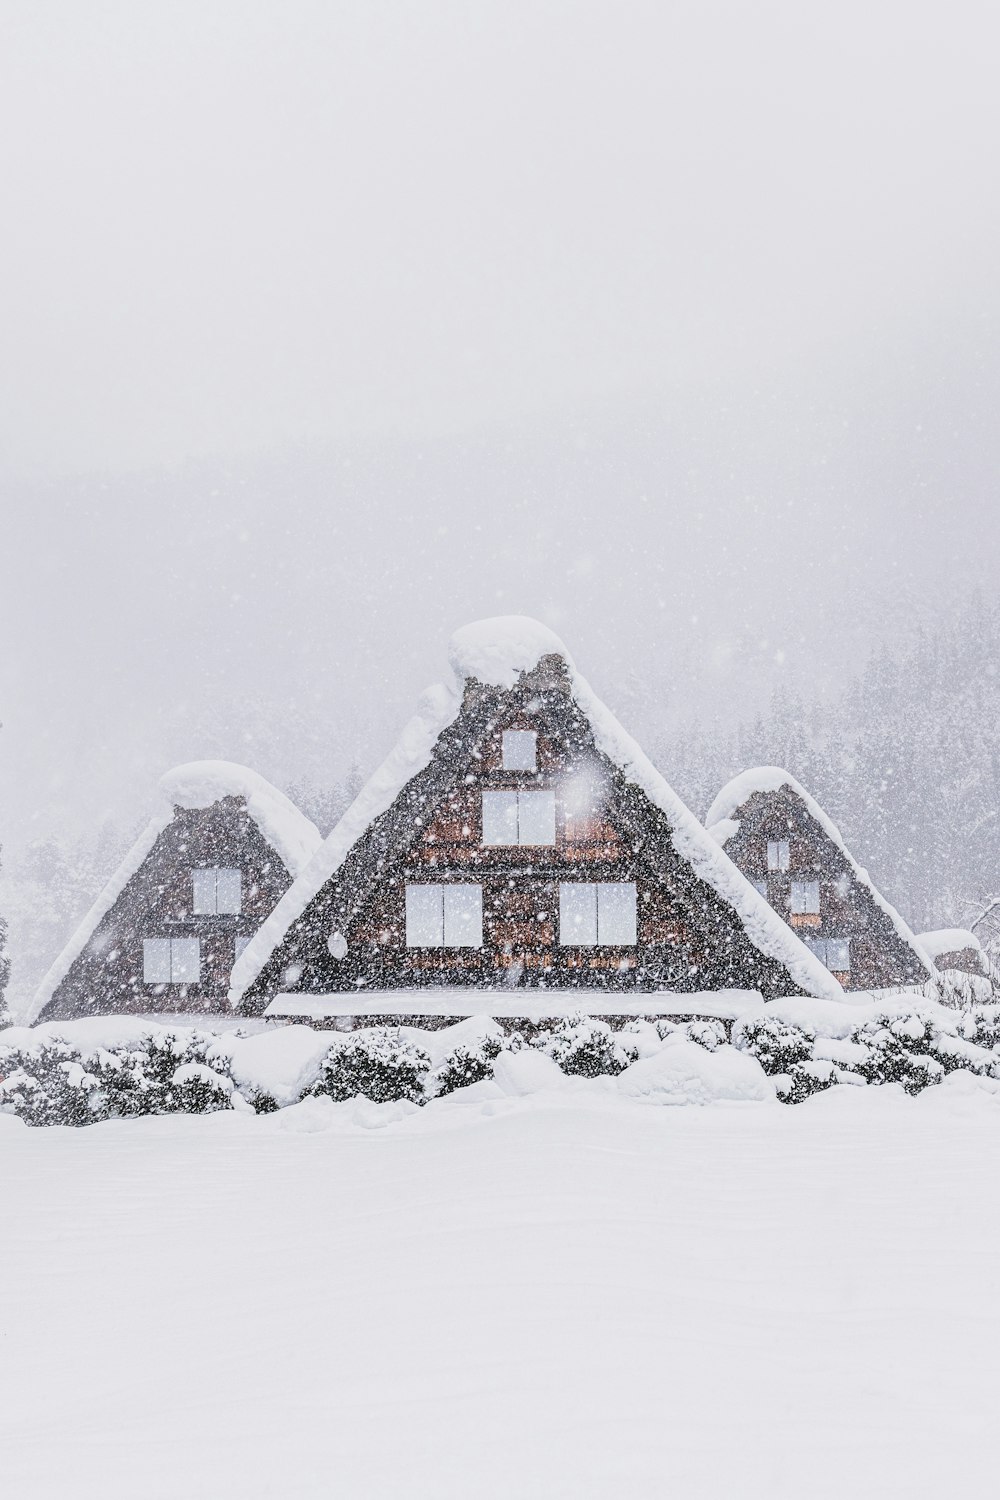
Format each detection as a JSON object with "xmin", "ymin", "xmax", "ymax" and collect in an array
[{"xmin": 1, "ymin": 0, "xmax": 999, "ymax": 849}]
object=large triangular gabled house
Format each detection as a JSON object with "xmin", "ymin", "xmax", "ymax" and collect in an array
[
  {"xmin": 29, "ymin": 763, "xmax": 322, "ymax": 1024},
  {"xmin": 705, "ymin": 768, "xmax": 935, "ymax": 992},
  {"xmin": 232, "ymin": 619, "xmax": 840, "ymax": 1019}
]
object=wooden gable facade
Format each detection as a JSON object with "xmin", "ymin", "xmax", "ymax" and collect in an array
[
  {"xmin": 37, "ymin": 794, "xmax": 307, "ymax": 1023},
  {"xmin": 707, "ymin": 777, "xmax": 933, "ymax": 992},
  {"xmin": 237, "ymin": 655, "xmax": 822, "ymax": 1016}
]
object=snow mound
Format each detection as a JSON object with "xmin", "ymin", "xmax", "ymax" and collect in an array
[
  {"xmin": 617, "ymin": 1041, "xmax": 773, "ymax": 1105},
  {"xmin": 448, "ymin": 615, "xmax": 573, "ymax": 689},
  {"xmin": 705, "ymin": 765, "xmax": 935, "ymax": 979},
  {"xmin": 159, "ymin": 761, "xmax": 322, "ymax": 878},
  {"xmin": 492, "ymin": 1049, "xmax": 567, "ymax": 1096},
  {"xmin": 215, "ymin": 1025, "xmax": 335, "ymax": 1107}
]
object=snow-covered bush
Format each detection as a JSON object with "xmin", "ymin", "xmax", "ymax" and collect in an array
[
  {"xmin": 89, "ymin": 1030, "xmax": 235, "ymax": 1117},
  {"xmin": 536, "ymin": 1014, "xmax": 628, "ymax": 1078},
  {"xmin": 773, "ymin": 1060, "xmax": 837, "ymax": 1105},
  {"xmin": 432, "ymin": 1033, "xmax": 504, "ymax": 1096},
  {"xmin": 957, "ymin": 1005, "xmax": 1000, "ymax": 1052},
  {"xmin": 684, "ymin": 1019, "xmax": 728, "ymax": 1052},
  {"xmin": 0, "ymin": 1041, "xmax": 101, "ymax": 1127},
  {"xmin": 732, "ymin": 1016, "xmax": 815, "ymax": 1076},
  {"xmin": 849, "ymin": 1014, "xmax": 944, "ymax": 1095},
  {"xmin": 312, "ymin": 1028, "xmax": 431, "ymax": 1104}
]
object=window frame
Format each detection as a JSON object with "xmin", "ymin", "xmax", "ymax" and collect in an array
[
  {"xmin": 790, "ymin": 880, "xmax": 821, "ymax": 915},
  {"xmin": 767, "ymin": 839, "xmax": 790, "ymax": 872},
  {"xmin": 191, "ymin": 867, "xmax": 242, "ymax": 916},
  {"xmin": 502, "ymin": 729, "xmax": 538, "ymax": 772},
  {"xmin": 404, "ymin": 883, "xmax": 483, "ymax": 948},
  {"xmin": 481, "ymin": 789, "xmax": 555, "ymax": 847},
  {"xmin": 558, "ymin": 881, "xmax": 638, "ymax": 947}
]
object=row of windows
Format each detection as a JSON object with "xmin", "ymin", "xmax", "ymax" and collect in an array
[
  {"xmin": 754, "ymin": 876, "xmax": 821, "ymax": 914},
  {"xmin": 142, "ymin": 934, "xmax": 250, "ymax": 984},
  {"xmin": 404, "ymin": 881, "xmax": 638, "ymax": 948}
]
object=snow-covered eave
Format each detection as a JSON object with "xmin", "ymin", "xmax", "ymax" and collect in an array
[
  {"xmin": 25, "ymin": 810, "xmax": 173, "ymax": 1026},
  {"xmin": 231, "ymin": 623, "xmax": 842, "ymax": 1007},
  {"xmin": 705, "ymin": 767, "xmax": 937, "ymax": 979}
]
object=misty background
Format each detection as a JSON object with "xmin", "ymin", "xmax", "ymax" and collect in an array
[{"xmin": 2, "ymin": 0, "xmax": 999, "ymax": 1016}]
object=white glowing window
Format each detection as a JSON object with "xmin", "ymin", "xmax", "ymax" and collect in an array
[
  {"xmin": 502, "ymin": 730, "xmax": 537, "ymax": 771},
  {"xmin": 826, "ymin": 938, "xmax": 851, "ymax": 972},
  {"xmin": 767, "ymin": 840, "xmax": 790, "ymax": 872},
  {"xmin": 405, "ymin": 884, "xmax": 482, "ymax": 947},
  {"xmin": 143, "ymin": 937, "xmax": 201, "ymax": 984},
  {"xmin": 559, "ymin": 882, "xmax": 637, "ymax": 946},
  {"xmin": 790, "ymin": 880, "xmax": 820, "ymax": 915},
  {"xmin": 192, "ymin": 868, "xmax": 242, "ymax": 915},
  {"xmin": 481, "ymin": 790, "xmax": 555, "ymax": 846},
  {"xmin": 753, "ymin": 878, "xmax": 769, "ymax": 899}
]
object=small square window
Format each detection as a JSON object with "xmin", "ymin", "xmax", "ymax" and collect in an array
[
  {"xmin": 790, "ymin": 880, "xmax": 820, "ymax": 915},
  {"xmin": 405, "ymin": 884, "xmax": 483, "ymax": 948},
  {"xmin": 767, "ymin": 840, "xmax": 790, "ymax": 872},
  {"xmin": 826, "ymin": 938, "xmax": 851, "ymax": 973},
  {"xmin": 502, "ymin": 730, "xmax": 537, "ymax": 771},
  {"xmin": 143, "ymin": 937, "xmax": 200, "ymax": 984},
  {"xmin": 192, "ymin": 868, "xmax": 242, "ymax": 915},
  {"xmin": 559, "ymin": 882, "xmax": 637, "ymax": 946}
]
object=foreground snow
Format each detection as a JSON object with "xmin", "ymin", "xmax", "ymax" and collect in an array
[{"xmin": 2, "ymin": 1080, "xmax": 998, "ymax": 1498}]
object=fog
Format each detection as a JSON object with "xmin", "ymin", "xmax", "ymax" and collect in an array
[{"xmin": 2, "ymin": 0, "xmax": 999, "ymax": 856}]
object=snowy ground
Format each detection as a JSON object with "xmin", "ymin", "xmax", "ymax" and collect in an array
[{"xmin": 3, "ymin": 1079, "xmax": 999, "ymax": 1499}]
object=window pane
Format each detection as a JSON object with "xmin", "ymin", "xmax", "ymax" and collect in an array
[
  {"xmin": 753, "ymin": 878, "xmax": 769, "ymax": 899},
  {"xmin": 143, "ymin": 938, "xmax": 172, "ymax": 983},
  {"xmin": 443, "ymin": 884, "xmax": 483, "ymax": 947},
  {"xmin": 502, "ymin": 729, "xmax": 537, "ymax": 771},
  {"xmin": 767, "ymin": 840, "xmax": 790, "ymax": 872},
  {"xmin": 405, "ymin": 884, "xmax": 444, "ymax": 946},
  {"xmin": 790, "ymin": 881, "xmax": 820, "ymax": 914},
  {"xmin": 234, "ymin": 935, "xmax": 252, "ymax": 962},
  {"xmin": 559, "ymin": 883, "xmax": 598, "ymax": 945},
  {"xmin": 826, "ymin": 939, "xmax": 851, "ymax": 972},
  {"xmin": 482, "ymin": 790, "xmax": 519, "ymax": 845},
  {"xmin": 170, "ymin": 938, "xmax": 201, "ymax": 984},
  {"xmin": 191, "ymin": 868, "xmax": 217, "ymax": 914},
  {"xmin": 804, "ymin": 937, "xmax": 828, "ymax": 964},
  {"xmin": 517, "ymin": 790, "xmax": 556, "ymax": 846},
  {"xmin": 215, "ymin": 868, "xmax": 242, "ymax": 914},
  {"xmin": 597, "ymin": 882, "xmax": 637, "ymax": 945}
]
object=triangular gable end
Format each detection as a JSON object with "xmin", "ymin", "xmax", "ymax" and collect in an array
[
  {"xmin": 705, "ymin": 767, "xmax": 935, "ymax": 991},
  {"xmin": 233, "ymin": 619, "xmax": 840, "ymax": 1014},
  {"xmin": 30, "ymin": 762, "xmax": 322, "ymax": 1024}
]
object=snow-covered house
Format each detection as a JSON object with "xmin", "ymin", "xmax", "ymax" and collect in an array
[
  {"xmin": 30, "ymin": 763, "xmax": 322, "ymax": 1024},
  {"xmin": 917, "ymin": 928, "xmax": 994, "ymax": 981},
  {"xmin": 705, "ymin": 768, "xmax": 935, "ymax": 992},
  {"xmin": 231, "ymin": 619, "xmax": 840, "ymax": 1020}
]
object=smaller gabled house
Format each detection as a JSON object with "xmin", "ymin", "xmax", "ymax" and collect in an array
[
  {"xmin": 917, "ymin": 928, "xmax": 995, "ymax": 982},
  {"xmin": 231, "ymin": 618, "xmax": 842, "ymax": 1021},
  {"xmin": 705, "ymin": 768, "xmax": 935, "ymax": 992},
  {"xmin": 29, "ymin": 763, "xmax": 321, "ymax": 1024}
]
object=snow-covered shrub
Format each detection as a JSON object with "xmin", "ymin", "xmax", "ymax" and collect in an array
[
  {"xmin": 732, "ymin": 1016, "xmax": 815, "ymax": 1076},
  {"xmin": 536, "ymin": 1014, "xmax": 628, "ymax": 1078},
  {"xmin": 773, "ymin": 1060, "xmax": 837, "ymax": 1105},
  {"xmin": 0, "ymin": 1041, "xmax": 101, "ymax": 1127},
  {"xmin": 850, "ymin": 1014, "xmax": 945, "ymax": 1095},
  {"xmin": 432, "ymin": 1033, "xmax": 504, "ymax": 1096},
  {"xmin": 957, "ymin": 1006, "xmax": 1000, "ymax": 1052},
  {"xmin": 312, "ymin": 1028, "xmax": 431, "ymax": 1104},
  {"xmin": 684, "ymin": 1019, "xmax": 728, "ymax": 1052},
  {"xmin": 89, "ymin": 1030, "xmax": 235, "ymax": 1117}
]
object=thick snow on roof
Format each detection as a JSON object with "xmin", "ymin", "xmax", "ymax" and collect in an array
[
  {"xmin": 917, "ymin": 928, "xmax": 983, "ymax": 958},
  {"xmin": 261, "ymin": 989, "xmax": 768, "ymax": 1022},
  {"xmin": 448, "ymin": 615, "xmax": 572, "ymax": 689},
  {"xmin": 706, "ymin": 767, "xmax": 936, "ymax": 977},
  {"xmin": 25, "ymin": 763, "xmax": 320, "ymax": 1026},
  {"xmin": 159, "ymin": 761, "xmax": 321, "ymax": 879},
  {"xmin": 231, "ymin": 621, "xmax": 842, "ymax": 1006}
]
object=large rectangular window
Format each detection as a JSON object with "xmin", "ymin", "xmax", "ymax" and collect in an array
[
  {"xmin": 806, "ymin": 937, "xmax": 851, "ymax": 974},
  {"xmin": 192, "ymin": 868, "xmax": 242, "ymax": 915},
  {"xmin": 143, "ymin": 937, "xmax": 201, "ymax": 984},
  {"xmin": 790, "ymin": 880, "xmax": 820, "ymax": 915},
  {"xmin": 767, "ymin": 840, "xmax": 790, "ymax": 872},
  {"xmin": 405, "ymin": 884, "xmax": 483, "ymax": 948},
  {"xmin": 482, "ymin": 790, "xmax": 555, "ymax": 846},
  {"xmin": 559, "ymin": 882, "xmax": 637, "ymax": 946},
  {"xmin": 502, "ymin": 730, "xmax": 537, "ymax": 771}
]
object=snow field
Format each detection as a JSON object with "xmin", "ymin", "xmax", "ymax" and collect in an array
[{"xmin": 3, "ymin": 1080, "xmax": 1000, "ymax": 1499}]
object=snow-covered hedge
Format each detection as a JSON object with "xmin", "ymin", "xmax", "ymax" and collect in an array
[{"xmin": 7, "ymin": 999, "xmax": 1000, "ymax": 1126}]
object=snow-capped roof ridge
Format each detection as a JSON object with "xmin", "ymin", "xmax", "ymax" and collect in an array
[
  {"xmin": 25, "ymin": 765, "xmax": 321, "ymax": 1027},
  {"xmin": 448, "ymin": 615, "xmax": 573, "ymax": 690},
  {"xmin": 705, "ymin": 765, "xmax": 935, "ymax": 974},
  {"xmin": 158, "ymin": 760, "xmax": 321, "ymax": 879},
  {"xmin": 917, "ymin": 928, "xmax": 984, "ymax": 957},
  {"xmin": 231, "ymin": 629, "xmax": 842, "ymax": 1006}
]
